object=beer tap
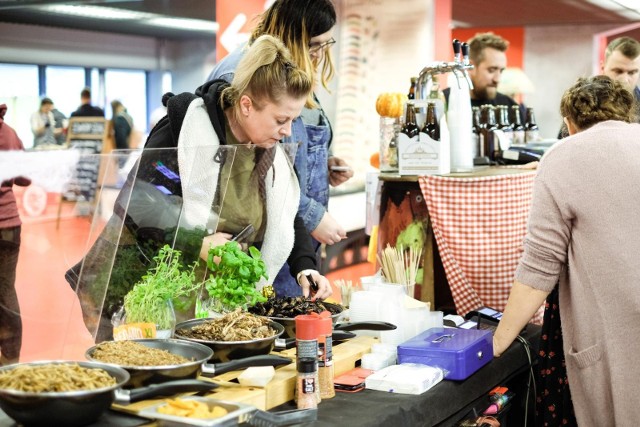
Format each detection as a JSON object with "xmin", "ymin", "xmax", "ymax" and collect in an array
[
  {"xmin": 415, "ymin": 39, "xmax": 474, "ymax": 99},
  {"xmin": 459, "ymin": 42, "xmax": 474, "ymax": 90}
]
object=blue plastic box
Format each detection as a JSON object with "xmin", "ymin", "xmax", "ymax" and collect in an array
[{"xmin": 397, "ymin": 327, "xmax": 493, "ymax": 380}]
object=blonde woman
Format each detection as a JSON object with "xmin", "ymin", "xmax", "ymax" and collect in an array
[{"xmin": 69, "ymin": 35, "xmax": 332, "ymax": 343}]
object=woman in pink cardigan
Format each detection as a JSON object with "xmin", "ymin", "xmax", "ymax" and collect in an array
[{"xmin": 493, "ymin": 75, "xmax": 640, "ymax": 426}]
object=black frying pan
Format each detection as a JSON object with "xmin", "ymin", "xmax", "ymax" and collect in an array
[
  {"xmin": 86, "ymin": 339, "xmax": 291, "ymax": 388},
  {"xmin": 174, "ymin": 319, "xmax": 285, "ymax": 363},
  {"xmin": 0, "ymin": 360, "xmax": 217, "ymax": 427}
]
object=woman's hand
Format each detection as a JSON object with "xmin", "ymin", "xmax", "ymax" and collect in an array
[
  {"xmin": 328, "ymin": 156, "xmax": 353, "ymax": 187},
  {"xmin": 297, "ymin": 270, "xmax": 333, "ymax": 300},
  {"xmin": 199, "ymin": 232, "xmax": 233, "ymax": 261},
  {"xmin": 311, "ymin": 212, "xmax": 346, "ymax": 245}
]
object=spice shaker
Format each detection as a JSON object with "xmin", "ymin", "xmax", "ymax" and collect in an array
[
  {"xmin": 318, "ymin": 311, "xmax": 335, "ymax": 399},
  {"xmin": 295, "ymin": 314, "xmax": 321, "ymax": 403},
  {"xmin": 296, "ymin": 358, "xmax": 318, "ymax": 409}
]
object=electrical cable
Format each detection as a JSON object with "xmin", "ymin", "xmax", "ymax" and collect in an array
[{"xmin": 516, "ymin": 334, "xmax": 536, "ymax": 427}]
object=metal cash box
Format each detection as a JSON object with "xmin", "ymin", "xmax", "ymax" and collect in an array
[{"xmin": 397, "ymin": 327, "xmax": 493, "ymax": 380}]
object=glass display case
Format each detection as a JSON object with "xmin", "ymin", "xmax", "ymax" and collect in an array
[{"xmin": 1, "ymin": 142, "xmax": 298, "ymax": 360}]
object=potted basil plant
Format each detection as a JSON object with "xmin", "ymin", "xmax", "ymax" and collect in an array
[{"xmin": 197, "ymin": 241, "xmax": 268, "ymax": 317}]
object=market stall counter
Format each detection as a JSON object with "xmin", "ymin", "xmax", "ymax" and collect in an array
[
  {"xmin": 270, "ymin": 324, "xmax": 540, "ymax": 427},
  {"xmin": 0, "ymin": 325, "xmax": 538, "ymax": 426}
]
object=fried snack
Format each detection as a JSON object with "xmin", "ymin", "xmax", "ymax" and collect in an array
[
  {"xmin": 91, "ymin": 340, "xmax": 190, "ymax": 366},
  {"xmin": 157, "ymin": 398, "xmax": 228, "ymax": 419},
  {"xmin": 0, "ymin": 363, "xmax": 116, "ymax": 392}
]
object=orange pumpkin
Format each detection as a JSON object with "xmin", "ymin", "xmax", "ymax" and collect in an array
[{"xmin": 375, "ymin": 92, "xmax": 405, "ymax": 118}]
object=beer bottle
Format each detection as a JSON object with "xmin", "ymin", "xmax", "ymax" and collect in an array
[
  {"xmin": 524, "ymin": 107, "xmax": 540, "ymax": 143},
  {"xmin": 472, "ymin": 106, "xmax": 481, "ymax": 159},
  {"xmin": 496, "ymin": 106, "xmax": 513, "ymax": 149},
  {"xmin": 422, "ymin": 102, "xmax": 440, "ymax": 141},
  {"xmin": 408, "ymin": 77, "xmax": 417, "ymax": 100},
  {"xmin": 510, "ymin": 105, "xmax": 525, "ymax": 146},
  {"xmin": 401, "ymin": 101, "xmax": 420, "ymax": 141},
  {"xmin": 480, "ymin": 105, "xmax": 498, "ymax": 160}
]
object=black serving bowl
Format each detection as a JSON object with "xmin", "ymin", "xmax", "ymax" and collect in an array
[{"xmin": 265, "ymin": 302, "xmax": 344, "ymax": 339}]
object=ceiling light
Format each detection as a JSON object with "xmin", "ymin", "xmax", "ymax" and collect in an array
[
  {"xmin": 146, "ymin": 18, "xmax": 219, "ymax": 33},
  {"xmin": 585, "ymin": 0, "xmax": 640, "ymax": 19},
  {"xmin": 39, "ymin": 4, "xmax": 154, "ymax": 20}
]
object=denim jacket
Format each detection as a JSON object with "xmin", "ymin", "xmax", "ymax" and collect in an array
[{"xmin": 207, "ymin": 45, "xmax": 329, "ymax": 233}]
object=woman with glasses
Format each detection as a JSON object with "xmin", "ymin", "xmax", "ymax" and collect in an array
[{"xmin": 207, "ymin": 0, "xmax": 353, "ymax": 297}]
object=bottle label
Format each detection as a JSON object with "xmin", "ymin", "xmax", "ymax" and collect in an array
[
  {"xmin": 318, "ymin": 337, "xmax": 333, "ymax": 367},
  {"xmin": 398, "ymin": 132, "xmax": 440, "ymax": 175},
  {"xmin": 494, "ymin": 129, "xmax": 512, "ymax": 151},
  {"xmin": 512, "ymin": 130, "xmax": 525, "ymax": 146},
  {"xmin": 525, "ymin": 130, "xmax": 541, "ymax": 143},
  {"xmin": 297, "ymin": 339, "xmax": 318, "ymax": 360},
  {"xmin": 302, "ymin": 377, "xmax": 316, "ymax": 394}
]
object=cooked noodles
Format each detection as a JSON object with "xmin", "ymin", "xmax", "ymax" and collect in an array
[
  {"xmin": 91, "ymin": 341, "xmax": 190, "ymax": 366},
  {"xmin": 0, "ymin": 363, "xmax": 116, "ymax": 393},
  {"xmin": 178, "ymin": 309, "xmax": 276, "ymax": 341}
]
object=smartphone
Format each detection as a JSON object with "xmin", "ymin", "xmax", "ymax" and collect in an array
[
  {"xmin": 330, "ymin": 165, "xmax": 352, "ymax": 172},
  {"xmin": 458, "ymin": 317, "xmax": 498, "ymax": 332},
  {"xmin": 334, "ymin": 368, "xmax": 374, "ymax": 392},
  {"xmin": 231, "ymin": 224, "xmax": 255, "ymax": 243},
  {"xmin": 465, "ymin": 306, "xmax": 503, "ymax": 322}
]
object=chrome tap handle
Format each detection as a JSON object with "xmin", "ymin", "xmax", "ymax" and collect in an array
[{"xmin": 461, "ymin": 42, "xmax": 470, "ymax": 66}]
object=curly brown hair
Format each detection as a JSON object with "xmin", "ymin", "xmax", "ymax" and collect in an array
[{"xmin": 560, "ymin": 75, "xmax": 637, "ymax": 131}]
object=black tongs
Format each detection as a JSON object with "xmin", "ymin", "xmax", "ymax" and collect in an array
[{"xmin": 306, "ymin": 274, "xmax": 320, "ymax": 300}]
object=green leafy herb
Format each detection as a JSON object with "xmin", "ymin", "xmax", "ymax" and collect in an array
[
  {"xmin": 203, "ymin": 241, "xmax": 268, "ymax": 311},
  {"xmin": 124, "ymin": 245, "xmax": 202, "ymax": 329}
]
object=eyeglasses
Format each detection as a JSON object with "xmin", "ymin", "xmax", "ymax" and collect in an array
[{"xmin": 308, "ymin": 37, "xmax": 336, "ymax": 54}]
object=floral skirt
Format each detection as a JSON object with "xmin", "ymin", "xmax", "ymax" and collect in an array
[{"xmin": 535, "ymin": 287, "xmax": 577, "ymax": 427}]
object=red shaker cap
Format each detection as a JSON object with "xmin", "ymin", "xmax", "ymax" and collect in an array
[
  {"xmin": 318, "ymin": 311, "xmax": 333, "ymax": 334},
  {"xmin": 295, "ymin": 314, "xmax": 320, "ymax": 340}
]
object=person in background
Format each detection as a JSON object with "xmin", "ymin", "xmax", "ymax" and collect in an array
[
  {"xmin": 29, "ymin": 97, "xmax": 56, "ymax": 148},
  {"xmin": 0, "ymin": 104, "xmax": 30, "ymax": 365},
  {"xmin": 558, "ymin": 37, "xmax": 640, "ymax": 138},
  {"xmin": 51, "ymin": 103, "xmax": 68, "ymax": 145},
  {"xmin": 601, "ymin": 36, "xmax": 640, "ymax": 101},
  {"xmin": 70, "ymin": 87, "xmax": 104, "ymax": 118},
  {"xmin": 207, "ymin": 0, "xmax": 354, "ymax": 297},
  {"xmin": 110, "ymin": 100, "xmax": 133, "ymax": 150},
  {"xmin": 444, "ymin": 32, "xmax": 523, "ymax": 112},
  {"xmin": 492, "ymin": 75, "xmax": 640, "ymax": 426}
]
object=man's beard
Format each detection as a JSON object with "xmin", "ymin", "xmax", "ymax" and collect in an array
[{"xmin": 472, "ymin": 86, "xmax": 498, "ymax": 101}]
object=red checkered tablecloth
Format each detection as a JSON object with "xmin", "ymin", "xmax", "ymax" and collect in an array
[{"xmin": 419, "ymin": 172, "xmax": 543, "ymax": 323}]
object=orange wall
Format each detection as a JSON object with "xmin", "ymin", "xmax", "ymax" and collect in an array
[
  {"xmin": 451, "ymin": 27, "xmax": 524, "ymax": 69},
  {"xmin": 434, "ymin": 0, "xmax": 453, "ymax": 63}
]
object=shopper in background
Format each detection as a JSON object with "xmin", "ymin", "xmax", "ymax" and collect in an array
[
  {"xmin": 51, "ymin": 103, "xmax": 68, "ymax": 145},
  {"xmin": 70, "ymin": 87, "xmax": 104, "ymax": 118},
  {"xmin": 0, "ymin": 104, "xmax": 30, "ymax": 365},
  {"xmin": 110, "ymin": 100, "xmax": 133, "ymax": 150},
  {"xmin": 69, "ymin": 35, "xmax": 332, "ymax": 342},
  {"xmin": 29, "ymin": 97, "xmax": 56, "ymax": 148},
  {"xmin": 493, "ymin": 75, "xmax": 640, "ymax": 426},
  {"xmin": 207, "ymin": 0, "xmax": 353, "ymax": 297},
  {"xmin": 559, "ymin": 37, "xmax": 640, "ymax": 138},
  {"xmin": 601, "ymin": 36, "xmax": 640, "ymax": 101}
]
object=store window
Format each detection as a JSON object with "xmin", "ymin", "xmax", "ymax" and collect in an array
[
  {"xmin": 105, "ymin": 69, "xmax": 147, "ymax": 133},
  {"xmin": 45, "ymin": 66, "xmax": 86, "ymax": 119},
  {"xmin": 0, "ymin": 63, "xmax": 39, "ymax": 148}
]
